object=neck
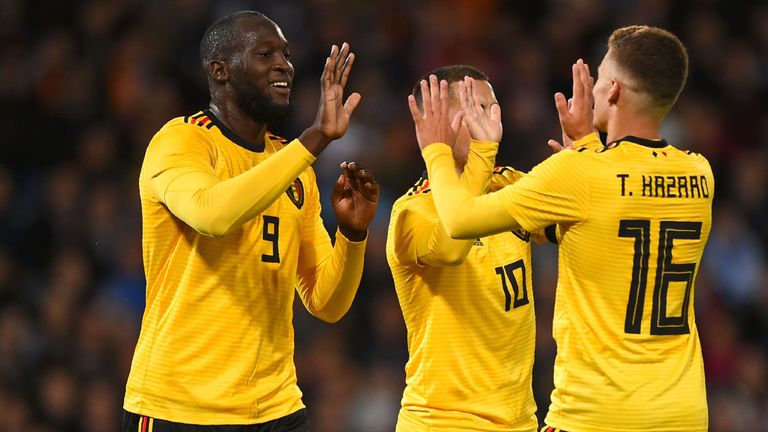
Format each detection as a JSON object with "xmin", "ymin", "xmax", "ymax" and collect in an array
[
  {"xmin": 209, "ymin": 99, "xmax": 267, "ymax": 148},
  {"xmin": 605, "ymin": 108, "xmax": 663, "ymax": 144}
]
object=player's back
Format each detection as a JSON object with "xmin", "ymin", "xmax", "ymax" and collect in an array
[{"xmin": 542, "ymin": 136, "xmax": 713, "ymax": 431}]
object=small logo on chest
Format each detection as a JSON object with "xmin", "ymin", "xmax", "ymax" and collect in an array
[
  {"xmin": 285, "ymin": 178, "xmax": 305, "ymax": 209},
  {"xmin": 473, "ymin": 239, "xmax": 484, "ymax": 246}
]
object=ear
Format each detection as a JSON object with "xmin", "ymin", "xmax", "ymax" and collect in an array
[
  {"xmin": 209, "ymin": 60, "xmax": 228, "ymax": 83},
  {"xmin": 608, "ymin": 79, "xmax": 620, "ymax": 105}
]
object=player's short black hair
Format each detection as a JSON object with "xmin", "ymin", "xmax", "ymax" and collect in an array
[
  {"xmin": 199, "ymin": 11, "xmax": 268, "ymax": 74},
  {"xmin": 411, "ymin": 65, "xmax": 489, "ymax": 110}
]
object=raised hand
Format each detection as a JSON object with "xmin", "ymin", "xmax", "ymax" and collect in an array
[
  {"xmin": 554, "ymin": 59, "xmax": 595, "ymax": 141},
  {"xmin": 547, "ymin": 97, "xmax": 575, "ymax": 152},
  {"xmin": 408, "ymin": 74, "xmax": 464, "ymax": 151},
  {"xmin": 459, "ymin": 77, "xmax": 502, "ymax": 143},
  {"xmin": 300, "ymin": 43, "xmax": 362, "ymax": 155},
  {"xmin": 331, "ymin": 162, "xmax": 380, "ymax": 242}
]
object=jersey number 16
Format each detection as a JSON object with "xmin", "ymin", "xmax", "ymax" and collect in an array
[{"xmin": 618, "ymin": 220, "xmax": 702, "ymax": 336}]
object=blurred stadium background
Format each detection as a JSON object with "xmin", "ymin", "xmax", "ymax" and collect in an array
[{"xmin": 1, "ymin": 0, "xmax": 767, "ymax": 430}]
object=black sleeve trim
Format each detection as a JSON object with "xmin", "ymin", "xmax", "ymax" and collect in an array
[{"xmin": 545, "ymin": 225, "xmax": 558, "ymax": 244}]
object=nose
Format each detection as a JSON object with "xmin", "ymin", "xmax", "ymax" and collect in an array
[{"xmin": 274, "ymin": 53, "xmax": 292, "ymax": 73}]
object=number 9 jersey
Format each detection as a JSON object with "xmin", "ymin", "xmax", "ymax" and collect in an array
[{"xmin": 125, "ymin": 110, "xmax": 367, "ymax": 425}]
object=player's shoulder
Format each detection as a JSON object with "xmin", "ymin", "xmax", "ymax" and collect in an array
[
  {"xmin": 491, "ymin": 165, "xmax": 524, "ymax": 188},
  {"xmin": 155, "ymin": 111, "xmax": 216, "ymax": 140},
  {"xmin": 535, "ymin": 146, "xmax": 596, "ymax": 170},
  {"xmin": 392, "ymin": 174, "xmax": 433, "ymax": 210},
  {"xmin": 147, "ymin": 111, "xmax": 216, "ymax": 152},
  {"xmin": 679, "ymin": 147, "xmax": 713, "ymax": 170}
]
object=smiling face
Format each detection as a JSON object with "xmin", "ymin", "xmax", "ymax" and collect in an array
[{"xmin": 228, "ymin": 16, "xmax": 295, "ymax": 123}]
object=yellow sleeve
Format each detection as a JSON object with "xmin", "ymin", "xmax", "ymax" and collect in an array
[
  {"xmin": 421, "ymin": 143, "xmax": 589, "ymax": 239},
  {"xmin": 488, "ymin": 166, "xmax": 550, "ymax": 243},
  {"xmin": 461, "ymin": 139, "xmax": 499, "ymax": 193},
  {"xmin": 391, "ymin": 139, "xmax": 498, "ymax": 267},
  {"xmin": 390, "ymin": 198, "xmax": 472, "ymax": 267},
  {"xmin": 142, "ymin": 123, "xmax": 316, "ymax": 237},
  {"xmin": 295, "ymin": 169, "xmax": 366, "ymax": 323}
]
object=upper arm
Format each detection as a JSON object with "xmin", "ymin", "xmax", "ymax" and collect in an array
[
  {"xmin": 142, "ymin": 125, "xmax": 217, "ymax": 204},
  {"xmin": 389, "ymin": 198, "xmax": 472, "ymax": 267},
  {"xmin": 494, "ymin": 151, "xmax": 590, "ymax": 233}
]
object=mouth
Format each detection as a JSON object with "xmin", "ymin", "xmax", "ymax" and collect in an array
[{"xmin": 270, "ymin": 80, "xmax": 291, "ymax": 94}]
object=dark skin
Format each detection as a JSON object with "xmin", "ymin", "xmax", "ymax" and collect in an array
[{"xmin": 206, "ymin": 16, "xmax": 378, "ymax": 241}]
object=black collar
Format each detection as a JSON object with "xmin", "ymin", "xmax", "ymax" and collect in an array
[
  {"xmin": 203, "ymin": 109, "xmax": 266, "ymax": 152},
  {"xmin": 610, "ymin": 135, "xmax": 668, "ymax": 149}
]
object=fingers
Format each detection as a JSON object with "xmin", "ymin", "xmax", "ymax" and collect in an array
[
  {"xmin": 344, "ymin": 92, "xmax": 362, "ymax": 115},
  {"xmin": 581, "ymin": 62, "xmax": 594, "ymax": 106},
  {"xmin": 339, "ymin": 52, "xmax": 355, "ymax": 88},
  {"xmin": 572, "ymin": 59, "xmax": 585, "ymax": 111},
  {"xmin": 327, "ymin": 44, "xmax": 339, "ymax": 82},
  {"xmin": 325, "ymin": 43, "xmax": 355, "ymax": 88},
  {"xmin": 489, "ymin": 103, "xmax": 501, "ymax": 123},
  {"xmin": 439, "ymin": 78, "xmax": 449, "ymax": 123},
  {"xmin": 332, "ymin": 173, "xmax": 347, "ymax": 197},
  {"xmin": 429, "ymin": 74, "xmax": 440, "ymax": 119},
  {"xmin": 320, "ymin": 54, "xmax": 333, "ymax": 93},
  {"xmin": 335, "ymin": 42, "xmax": 350, "ymax": 84},
  {"xmin": 407, "ymin": 94, "xmax": 422, "ymax": 123},
  {"xmin": 466, "ymin": 77, "xmax": 477, "ymax": 112},
  {"xmin": 547, "ymin": 139, "xmax": 565, "ymax": 153},
  {"xmin": 420, "ymin": 79, "xmax": 431, "ymax": 116},
  {"xmin": 340, "ymin": 161, "xmax": 379, "ymax": 200},
  {"xmin": 333, "ymin": 43, "xmax": 347, "ymax": 82},
  {"xmin": 451, "ymin": 111, "xmax": 465, "ymax": 134},
  {"xmin": 469, "ymin": 78, "xmax": 483, "ymax": 112},
  {"xmin": 554, "ymin": 92, "xmax": 569, "ymax": 122},
  {"xmin": 458, "ymin": 79, "xmax": 469, "ymax": 112}
]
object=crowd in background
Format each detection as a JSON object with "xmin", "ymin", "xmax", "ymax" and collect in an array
[{"xmin": 1, "ymin": 0, "xmax": 767, "ymax": 430}]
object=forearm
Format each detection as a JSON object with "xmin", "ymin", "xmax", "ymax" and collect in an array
[
  {"xmin": 417, "ymin": 140, "xmax": 498, "ymax": 265},
  {"xmin": 163, "ymin": 140, "xmax": 315, "ymax": 237},
  {"xmin": 460, "ymin": 139, "xmax": 498, "ymax": 194},
  {"xmin": 416, "ymin": 222, "xmax": 473, "ymax": 266},
  {"xmin": 422, "ymin": 143, "xmax": 520, "ymax": 239},
  {"xmin": 298, "ymin": 230, "xmax": 367, "ymax": 323}
]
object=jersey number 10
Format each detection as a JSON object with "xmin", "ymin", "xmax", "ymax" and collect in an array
[
  {"xmin": 495, "ymin": 260, "xmax": 530, "ymax": 312},
  {"xmin": 618, "ymin": 220, "xmax": 702, "ymax": 336}
]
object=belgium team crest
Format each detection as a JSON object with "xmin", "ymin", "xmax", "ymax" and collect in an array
[{"xmin": 285, "ymin": 178, "xmax": 304, "ymax": 209}]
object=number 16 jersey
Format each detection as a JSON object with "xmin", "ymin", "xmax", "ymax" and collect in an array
[{"xmin": 500, "ymin": 133, "xmax": 713, "ymax": 432}]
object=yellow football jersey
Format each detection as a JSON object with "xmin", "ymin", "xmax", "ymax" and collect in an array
[
  {"xmin": 387, "ymin": 140, "xmax": 538, "ymax": 432},
  {"xmin": 422, "ymin": 133, "xmax": 713, "ymax": 432},
  {"xmin": 125, "ymin": 110, "xmax": 367, "ymax": 425}
]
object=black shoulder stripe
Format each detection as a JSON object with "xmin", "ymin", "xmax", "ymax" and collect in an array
[
  {"xmin": 190, "ymin": 112, "xmax": 206, "ymax": 119},
  {"xmin": 511, "ymin": 228, "xmax": 531, "ymax": 242},
  {"xmin": 578, "ymin": 147, "xmax": 588, "ymax": 152}
]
